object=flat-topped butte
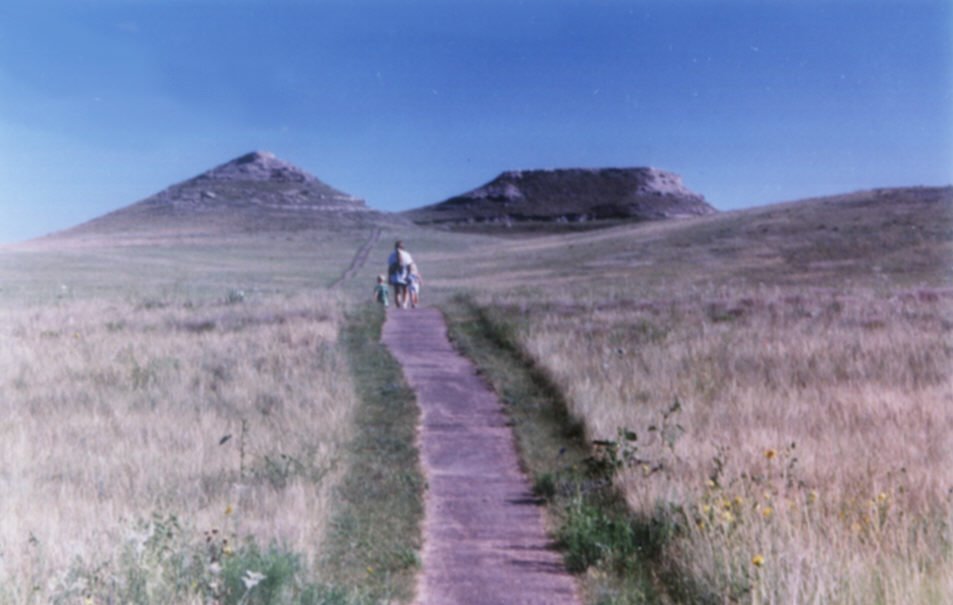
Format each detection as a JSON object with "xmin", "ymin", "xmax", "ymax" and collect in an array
[{"xmin": 403, "ymin": 167, "xmax": 717, "ymax": 227}]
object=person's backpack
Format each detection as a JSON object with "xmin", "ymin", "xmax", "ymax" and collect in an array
[
  {"xmin": 389, "ymin": 250, "xmax": 410, "ymax": 284},
  {"xmin": 388, "ymin": 258, "xmax": 408, "ymax": 285}
]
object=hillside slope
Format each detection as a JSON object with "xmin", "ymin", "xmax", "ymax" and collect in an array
[
  {"xmin": 45, "ymin": 151, "xmax": 390, "ymax": 242},
  {"xmin": 417, "ymin": 185, "xmax": 953, "ymax": 294}
]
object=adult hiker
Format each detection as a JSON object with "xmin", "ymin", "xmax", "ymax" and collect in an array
[{"xmin": 387, "ymin": 240, "xmax": 414, "ymax": 309}]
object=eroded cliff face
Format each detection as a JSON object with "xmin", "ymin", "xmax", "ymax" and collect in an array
[{"xmin": 403, "ymin": 167, "xmax": 716, "ymax": 227}]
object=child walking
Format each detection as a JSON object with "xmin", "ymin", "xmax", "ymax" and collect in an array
[
  {"xmin": 407, "ymin": 264, "xmax": 423, "ymax": 308},
  {"xmin": 373, "ymin": 275, "xmax": 390, "ymax": 307}
]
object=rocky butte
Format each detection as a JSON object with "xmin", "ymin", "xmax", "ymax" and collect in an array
[
  {"xmin": 402, "ymin": 167, "xmax": 717, "ymax": 228},
  {"xmin": 50, "ymin": 151, "xmax": 381, "ymax": 240}
]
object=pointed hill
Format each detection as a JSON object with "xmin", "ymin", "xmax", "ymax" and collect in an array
[
  {"xmin": 49, "ymin": 151, "xmax": 388, "ymax": 241},
  {"xmin": 402, "ymin": 167, "xmax": 717, "ymax": 230}
]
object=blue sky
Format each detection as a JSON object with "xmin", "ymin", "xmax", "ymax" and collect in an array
[{"xmin": 1, "ymin": 0, "xmax": 951, "ymax": 243}]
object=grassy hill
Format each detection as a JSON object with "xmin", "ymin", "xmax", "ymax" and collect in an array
[{"xmin": 416, "ymin": 185, "xmax": 952, "ymax": 296}]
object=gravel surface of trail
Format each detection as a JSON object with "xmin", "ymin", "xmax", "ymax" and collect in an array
[{"xmin": 382, "ymin": 307, "xmax": 580, "ymax": 605}]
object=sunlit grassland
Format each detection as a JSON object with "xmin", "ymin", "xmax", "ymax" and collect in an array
[
  {"xmin": 2, "ymin": 186, "xmax": 949, "ymax": 603},
  {"xmin": 0, "ymin": 230, "xmax": 373, "ymax": 306},
  {"xmin": 0, "ymin": 290, "xmax": 355, "ymax": 603},
  {"xmin": 423, "ymin": 187, "xmax": 953, "ymax": 296},
  {"xmin": 434, "ymin": 190, "xmax": 953, "ymax": 603},
  {"xmin": 492, "ymin": 286, "xmax": 953, "ymax": 603},
  {"xmin": 0, "ymin": 227, "xmax": 441, "ymax": 604}
]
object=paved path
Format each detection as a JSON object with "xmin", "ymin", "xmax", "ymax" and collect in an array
[{"xmin": 382, "ymin": 307, "xmax": 580, "ymax": 605}]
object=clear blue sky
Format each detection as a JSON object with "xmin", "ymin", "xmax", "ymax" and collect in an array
[{"xmin": 1, "ymin": 0, "xmax": 951, "ymax": 243}]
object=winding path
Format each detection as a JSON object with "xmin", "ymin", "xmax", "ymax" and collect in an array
[
  {"xmin": 329, "ymin": 227, "xmax": 382, "ymax": 289},
  {"xmin": 382, "ymin": 307, "xmax": 580, "ymax": 605}
]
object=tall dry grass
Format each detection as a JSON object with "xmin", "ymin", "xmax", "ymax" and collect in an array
[
  {"xmin": 481, "ymin": 285, "xmax": 953, "ymax": 603},
  {"xmin": 0, "ymin": 292, "xmax": 356, "ymax": 603}
]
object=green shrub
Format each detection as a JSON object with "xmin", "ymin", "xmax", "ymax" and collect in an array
[
  {"xmin": 558, "ymin": 495, "xmax": 638, "ymax": 573},
  {"xmin": 533, "ymin": 472, "xmax": 557, "ymax": 501}
]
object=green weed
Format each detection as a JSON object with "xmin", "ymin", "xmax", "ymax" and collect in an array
[
  {"xmin": 47, "ymin": 513, "xmax": 363, "ymax": 605},
  {"xmin": 321, "ymin": 302, "xmax": 424, "ymax": 602}
]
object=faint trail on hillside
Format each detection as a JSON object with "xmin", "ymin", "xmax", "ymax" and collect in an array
[
  {"xmin": 383, "ymin": 308, "xmax": 580, "ymax": 605},
  {"xmin": 329, "ymin": 227, "xmax": 382, "ymax": 289}
]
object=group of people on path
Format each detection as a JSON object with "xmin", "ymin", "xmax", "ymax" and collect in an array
[{"xmin": 374, "ymin": 240, "xmax": 423, "ymax": 309}]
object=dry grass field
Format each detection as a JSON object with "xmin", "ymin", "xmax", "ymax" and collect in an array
[
  {"xmin": 1, "ymin": 185, "xmax": 950, "ymax": 604},
  {"xmin": 0, "ymin": 223, "xmax": 464, "ymax": 604},
  {"xmin": 0, "ymin": 229, "xmax": 373, "ymax": 305},
  {"xmin": 489, "ymin": 286, "xmax": 953, "ymax": 603},
  {"xmin": 427, "ymin": 187, "xmax": 953, "ymax": 603},
  {"xmin": 0, "ymin": 291, "xmax": 356, "ymax": 603},
  {"xmin": 0, "ymin": 229, "xmax": 409, "ymax": 604}
]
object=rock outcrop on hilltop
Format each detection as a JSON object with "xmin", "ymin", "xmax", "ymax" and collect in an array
[
  {"xmin": 196, "ymin": 151, "xmax": 319, "ymax": 183},
  {"xmin": 54, "ymin": 151, "xmax": 383, "ymax": 238},
  {"xmin": 403, "ymin": 167, "xmax": 716, "ymax": 227},
  {"xmin": 145, "ymin": 151, "xmax": 368, "ymax": 215}
]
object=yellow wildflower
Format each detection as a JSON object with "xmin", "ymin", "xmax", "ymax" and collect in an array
[
  {"xmin": 808, "ymin": 490, "xmax": 818, "ymax": 504},
  {"xmin": 751, "ymin": 554, "xmax": 765, "ymax": 567},
  {"xmin": 733, "ymin": 495, "xmax": 744, "ymax": 507},
  {"xmin": 761, "ymin": 506, "xmax": 774, "ymax": 519},
  {"xmin": 225, "ymin": 504, "xmax": 234, "ymax": 516},
  {"xmin": 722, "ymin": 510, "xmax": 735, "ymax": 524}
]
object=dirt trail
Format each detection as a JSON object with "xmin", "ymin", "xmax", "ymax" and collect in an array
[
  {"xmin": 329, "ymin": 227, "xmax": 382, "ymax": 288},
  {"xmin": 382, "ymin": 307, "xmax": 580, "ymax": 605}
]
